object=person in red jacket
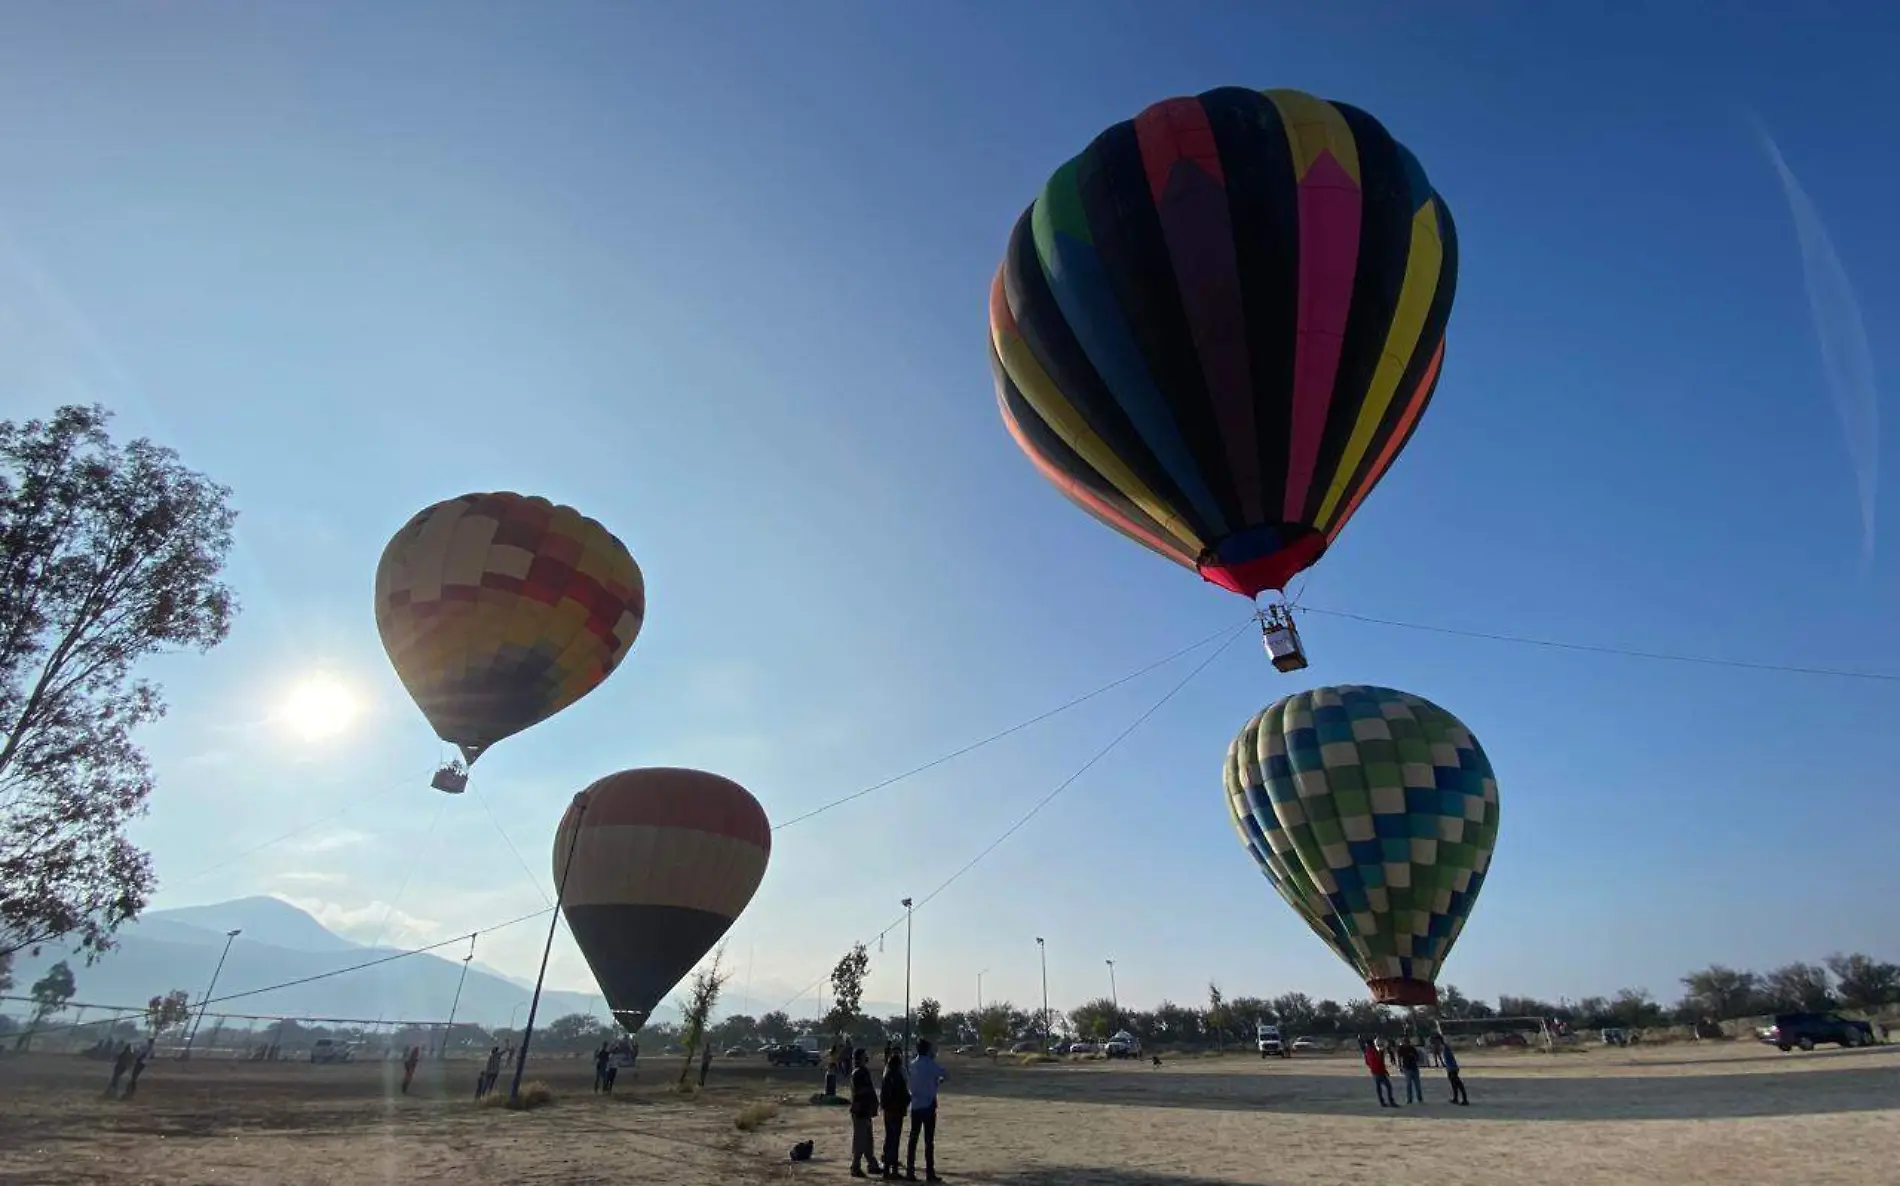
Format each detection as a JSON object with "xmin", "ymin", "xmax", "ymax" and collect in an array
[{"xmin": 1363, "ymin": 1038, "xmax": 1397, "ymax": 1107}]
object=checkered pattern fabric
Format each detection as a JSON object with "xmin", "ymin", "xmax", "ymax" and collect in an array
[
  {"xmin": 375, "ymin": 492, "xmax": 644, "ymax": 762},
  {"xmin": 1224, "ymin": 685, "xmax": 1498, "ymax": 999}
]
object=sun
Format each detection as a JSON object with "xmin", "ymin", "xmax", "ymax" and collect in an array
[{"xmin": 278, "ymin": 673, "xmax": 366, "ymax": 742}]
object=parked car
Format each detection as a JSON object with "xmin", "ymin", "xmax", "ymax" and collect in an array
[
  {"xmin": 1761, "ymin": 1013, "xmax": 1877, "ymax": 1052},
  {"xmin": 723, "ymin": 1046, "xmax": 748, "ymax": 1057},
  {"xmin": 309, "ymin": 1039, "xmax": 353, "ymax": 1064},
  {"xmin": 1290, "ymin": 1037, "xmax": 1321, "ymax": 1053}
]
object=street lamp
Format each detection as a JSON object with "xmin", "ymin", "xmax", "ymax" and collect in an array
[
  {"xmin": 901, "ymin": 898, "xmax": 914, "ymax": 1054},
  {"xmin": 977, "ymin": 968, "xmax": 988, "ymax": 1012},
  {"xmin": 1035, "ymin": 938, "xmax": 1050, "ymax": 1051},
  {"xmin": 183, "ymin": 929, "xmax": 242, "ymax": 1059},
  {"xmin": 1106, "ymin": 959, "xmax": 1119, "ymax": 1023},
  {"xmin": 440, "ymin": 935, "xmax": 476, "ymax": 1058}
]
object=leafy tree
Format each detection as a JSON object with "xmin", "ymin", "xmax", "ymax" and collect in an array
[
  {"xmin": 1607, "ymin": 987, "xmax": 1665, "ymax": 1029},
  {"xmin": 0, "ymin": 405, "xmax": 237, "ymax": 960},
  {"xmin": 975, "ymin": 1002, "xmax": 1015, "ymax": 1050},
  {"xmin": 16, "ymin": 959, "xmax": 77, "ymax": 1048},
  {"xmin": 144, "ymin": 988, "xmax": 190, "ymax": 1037},
  {"xmin": 757, "ymin": 1010, "xmax": 795, "ymax": 1044},
  {"xmin": 1761, "ymin": 962, "xmax": 1834, "ymax": 1012},
  {"xmin": 1825, "ymin": 953, "xmax": 1900, "ymax": 1012},
  {"xmin": 1497, "ymin": 995, "xmax": 1560, "ymax": 1019},
  {"xmin": 1268, "ymin": 992, "xmax": 1319, "ymax": 1033},
  {"xmin": 1205, "ymin": 982, "xmax": 1229, "ymax": 1050},
  {"xmin": 1435, "ymin": 984, "xmax": 1473, "ymax": 1019},
  {"xmin": 915, "ymin": 997, "xmax": 942, "ymax": 1042},
  {"xmin": 709, "ymin": 1013, "xmax": 759, "ymax": 1050},
  {"xmin": 824, "ymin": 942, "xmax": 870, "ymax": 1035},
  {"xmin": 1680, "ymin": 965, "xmax": 1762, "ymax": 1020},
  {"xmin": 544, "ymin": 1012, "xmax": 614, "ymax": 1051},
  {"xmin": 1067, "ymin": 997, "xmax": 1117, "ymax": 1041},
  {"xmin": 675, "ymin": 946, "xmax": 730, "ymax": 1084}
]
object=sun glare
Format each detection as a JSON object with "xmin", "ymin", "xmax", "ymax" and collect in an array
[{"xmin": 278, "ymin": 673, "xmax": 366, "ymax": 743}]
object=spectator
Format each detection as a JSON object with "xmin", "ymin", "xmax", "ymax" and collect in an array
[
  {"xmin": 848, "ymin": 1048, "xmax": 883, "ymax": 1178},
  {"xmin": 1396, "ymin": 1038, "xmax": 1424, "ymax": 1104},
  {"xmin": 401, "ymin": 1045, "xmax": 421, "ymax": 1095},
  {"xmin": 879, "ymin": 1050, "xmax": 910, "ymax": 1180},
  {"xmin": 594, "ymin": 1042, "xmax": 611, "ymax": 1093},
  {"xmin": 120, "ymin": 1046, "xmax": 151, "ymax": 1100},
  {"xmin": 907, "ymin": 1038, "xmax": 948, "ymax": 1182},
  {"xmin": 106, "ymin": 1044, "xmax": 133, "ymax": 1098},
  {"xmin": 1443, "ymin": 1042, "xmax": 1469, "ymax": 1105}
]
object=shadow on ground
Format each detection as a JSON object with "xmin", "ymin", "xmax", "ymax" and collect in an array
[{"xmin": 949, "ymin": 1051, "xmax": 1900, "ymax": 1122}]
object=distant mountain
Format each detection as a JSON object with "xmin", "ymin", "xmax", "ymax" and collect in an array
[{"xmin": 2, "ymin": 897, "xmax": 678, "ymax": 1030}]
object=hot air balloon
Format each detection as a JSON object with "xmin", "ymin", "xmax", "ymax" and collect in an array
[
  {"xmin": 990, "ymin": 87, "xmax": 1458, "ymax": 672},
  {"xmin": 554, "ymin": 768, "xmax": 771, "ymax": 1032},
  {"xmin": 375, "ymin": 492, "xmax": 645, "ymax": 793},
  {"xmin": 1223, "ymin": 685, "xmax": 1497, "ymax": 1006}
]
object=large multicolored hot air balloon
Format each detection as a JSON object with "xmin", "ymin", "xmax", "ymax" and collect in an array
[
  {"xmin": 554, "ymin": 768, "xmax": 771, "ymax": 1032},
  {"xmin": 991, "ymin": 87, "xmax": 1457, "ymax": 666},
  {"xmin": 1223, "ymin": 685, "xmax": 1498, "ymax": 1006},
  {"xmin": 375, "ymin": 492, "xmax": 644, "ymax": 787}
]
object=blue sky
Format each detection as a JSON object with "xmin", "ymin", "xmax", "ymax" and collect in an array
[{"xmin": 1, "ymin": 1, "xmax": 1895, "ymax": 1020}]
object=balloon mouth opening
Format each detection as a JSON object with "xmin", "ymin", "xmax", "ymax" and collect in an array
[
  {"xmin": 1367, "ymin": 978, "xmax": 1438, "ymax": 1007},
  {"xmin": 612, "ymin": 1008, "xmax": 648, "ymax": 1033}
]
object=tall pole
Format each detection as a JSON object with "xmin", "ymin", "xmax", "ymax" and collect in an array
[
  {"xmin": 1106, "ymin": 959, "xmax": 1118, "ymax": 1025},
  {"xmin": 1036, "ymin": 937, "xmax": 1049, "ymax": 1050},
  {"xmin": 901, "ymin": 898, "xmax": 914, "ymax": 1054},
  {"xmin": 183, "ymin": 929, "xmax": 242, "ymax": 1059},
  {"xmin": 510, "ymin": 790, "xmax": 587, "ymax": 1105},
  {"xmin": 977, "ymin": 968, "xmax": 988, "ymax": 1013},
  {"xmin": 440, "ymin": 935, "xmax": 476, "ymax": 1058}
]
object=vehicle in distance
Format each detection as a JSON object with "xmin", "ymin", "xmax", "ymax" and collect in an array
[
  {"xmin": 1290, "ymin": 1037, "xmax": 1320, "ymax": 1052},
  {"xmin": 765, "ymin": 1044, "xmax": 820, "ymax": 1067},
  {"xmin": 1761, "ymin": 1013, "xmax": 1877, "ymax": 1052},
  {"xmin": 309, "ymin": 1039, "xmax": 353, "ymax": 1064},
  {"xmin": 1256, "ymin": 1023, "xmax": 1287, "ymax": 1058},
  {"xmin": 1104, "ymin": 1029, "xmax": 1142, "ymax": 1059}
]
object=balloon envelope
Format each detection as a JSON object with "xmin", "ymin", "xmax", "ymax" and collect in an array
[
  {"xmin": 375, "ymin": 492, "xmax": 644, "ymax": 764},
  {"xmin": 555, "ymin": 768, "xmax": 771, "ymax": 1032},
  {"xmin": 1223, "ymin": 685, "xmax": 1497, "ymax": 1006},
  {"xmin": 992, "ymin": 87, "xmax": 1457, "ymax": 598}
]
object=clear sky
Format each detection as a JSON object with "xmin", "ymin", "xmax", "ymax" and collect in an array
[{"xmin": 0, "ymin": 1, "xmax": 1894, "ymax": 1021}]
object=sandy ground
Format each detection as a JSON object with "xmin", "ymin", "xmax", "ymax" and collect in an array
[{"xmin": 1, "ymin": 1042, "xmax": 1896, "ymax": 1186}]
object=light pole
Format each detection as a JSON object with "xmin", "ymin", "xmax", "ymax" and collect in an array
[
  {"xmin": 440, "ymin": 935, "xmax": 476, "ymax": 1058},
  {"xmin": 977, "ymin": 968, "xmax": 988, "ymax": 1013},
  {"xmin": 1035, "ymin": 938, "xmax": 1049, "ymax": 1051},
  {"xmin": 1106, "ymin": 959, "xmax": 1119, "ymax": 1025},
  {"xmin": 901, "ymin": 898, "xmax": 914, "ymax": 1054},
  {"xmin": 183, "ymin": 929, "xmax": 242, "ymax": 1059}
]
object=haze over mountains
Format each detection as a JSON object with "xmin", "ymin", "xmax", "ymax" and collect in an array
[{"xmin": 4, "ymin": 897, "xmax": 644, "ymax": 1027}]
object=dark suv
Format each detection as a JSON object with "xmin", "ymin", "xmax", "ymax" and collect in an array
[{"xmin": 1763, "ymin": 1012, "xmax": 1876, "ymax": 1052}]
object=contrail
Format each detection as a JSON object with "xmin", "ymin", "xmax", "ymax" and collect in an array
[{"xmin": 1755, "ymin": 122, "xmax": 1881, "ymax": 562}]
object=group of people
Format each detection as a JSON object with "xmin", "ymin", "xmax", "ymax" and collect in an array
[
  {"xmin": 591, "ymin": 1040, "xmax": 637, "ymax": 1093},
  {"xmin": 1361, "ymin": 1033, "xmax": 1468, "ymax": 1107},
  {"xmin": 102, "ymin": 1040, "xmax": 153, "ymax": 1100},
  {"xmin": 840, "ymin": 1037, "xmax": 947, "ymax": 1180}
]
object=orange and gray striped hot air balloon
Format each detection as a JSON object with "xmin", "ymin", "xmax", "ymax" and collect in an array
[
  {"xmin": 374, "ymin": 492, "xmax": 644, "ymax": 781},
  {"xmin": 554, "ymin": 768, "xmax": 772, "ymax": 1032}
]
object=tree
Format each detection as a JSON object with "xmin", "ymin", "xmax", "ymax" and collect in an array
[
  {"xmin": 0, "ymin": 405, "xmax": 237, "ymax": 960},
  {"xmin": 1761, "ymin": 962, "xmax": 1834, "ymax": 1013},
  {"xmin": 757, "ymin": 1010, "xmax": 795, "ymax": 1044},
  {"xmin": 1607, "ymin": 987, "xmax": 1665, "ymax": 1030},
  {"xmin": 1067, "ymin": 997, "xmax": 1117, "ymax": 1041},
  {"xmin": 1435, "ymin": 984, "xmax": 1473, "ymax": 1019},
  {"xmin": 824, "ymin": 942, "xmax": 870, "ymax": 1036},
  {"xmin": 675, "ymin": 946, "xmax": 731, "ymax": 1084},
  {"xmin": 1680, "ymin": 966, "xmax": 1762, "ymax": 1020},
  {"xmin": 1825, "ymin": 953, "xmax": 1900, "ymax": 1012},
  {"xmin": 17, "ymin": 959, "xmax": 77, "ymax": 1048},
  {"xmin": 1268, "ymin": 992, "xmax": 1319, "ymax": 1033},
  {"xmin": 976, "ymin": 1002, "xmax": 1015, "ymax": 1051},
  {"xmin": 144, "ymin": 988, "xmax": 190, "ymax": 1038},
  {"xmin": 1206, "ymin": 982, "xmax": 1229, "ymax": 1050},
  {"xmin": 544, "ymin": 1012, "xmax": 614, "ymax": 1051},
  {"xmin": 915, "ymin": 997, "xmax": 942, "ymax": 1042}
]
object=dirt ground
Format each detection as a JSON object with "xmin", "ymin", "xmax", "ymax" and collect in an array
[{"xmin": 1, "ymin": 1041, "xmax": 1896, "ymax": 1186}]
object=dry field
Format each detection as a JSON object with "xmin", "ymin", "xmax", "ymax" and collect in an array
[{"xmin": 1, "ymin": 1041, "xmax": 1896, "ymax": 1186}]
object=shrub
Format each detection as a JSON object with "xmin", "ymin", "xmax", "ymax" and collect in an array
[
  {"xmin": 734, "ymin": 1101, "xmax": 781, "ymax": 1131},
  {"xmin": 479, "ymin": 1080, "xmax": 555, "ymax": 1111}
]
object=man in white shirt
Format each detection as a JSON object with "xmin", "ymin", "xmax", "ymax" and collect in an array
[{"xmin": 905, "ymin": 1039, "xmax": 947, "ymax": 1182}]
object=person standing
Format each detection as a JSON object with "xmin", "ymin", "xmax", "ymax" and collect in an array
[
  {"xmin": 1442, "ymin": 1042, "xmax": 1469, "ymax": 1105},
  {"xmin": 906, "ymin": 1038, "xmax": 947, "ymax": 1182},
  {"xmin": 1362, "ymin": 1038, "xmax": 1396, "ymax": 1108},
  {"xmin": 106, "ymin": 1043, "xmax": 133, "ymax": 1097},
  {"xmin": 594, "ymin": 1042, "xmax": 610, "ymax": 1092},
  {"xmin": 1427, "ymin": 1032, "xmax": 1446, "ymax": 1068},
  {"xmin": 848, "ymin": 1048, "xmax": 883, "ymax": 1178},
  {"xmin": 878, "ymin": 1050, "xmax": 910, "ymax": 1180},
  {"xmin": 478, "ymin": 1046, "xmax": 503, "ymax": 1099},
  {"xmin": 401, "ymin": 1045, "xmax": 421, "ymax": 1094},
  {"xmin": 825, "ymin": 1044, "xmax": 841, "ymax": 1098},
  {"xmin": 120, "ymin": 1045, "xmax": 150, "ymax": 1100},
  {"xmin": 1396, "ymin": 1038, "xmax": 1424, "ymax": 1104}
]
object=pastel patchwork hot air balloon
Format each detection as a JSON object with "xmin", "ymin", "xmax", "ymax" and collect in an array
[
  {"xmin": 1224, "ymin": 686, "xmax": 1498, "ymax": 1006},
  {"xmin": 554, "ymin": 768, "xmax": 771, "ymax": 1032},
  {"xmin": 991, "ymin": 87, "xmax": 1457, "ymax": 671},
  {"xmin": 375, "ymin": 492, "xmax": 644, "ymax": 791}
]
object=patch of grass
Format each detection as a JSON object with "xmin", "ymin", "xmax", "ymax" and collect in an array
[
  {"xmin": 478, "ymin": 1080, "xmax": 555, "ymax": 1111},
  {"xmin": 734, "ymin": 1100, "xmax": 781, "ymax": 1131},
  {"xmin": 667, "ymin": 1080, "xmax": 699, "ymax": 1098},
  {"xmin": 1016, "ymin": 1053, "xmax": 1058, "ymax": 1066}
]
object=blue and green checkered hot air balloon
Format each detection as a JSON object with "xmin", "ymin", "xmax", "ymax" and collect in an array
[{"xmin": 1224, "ymin": 685, "xmax": 1499, "ymax": 1006}]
